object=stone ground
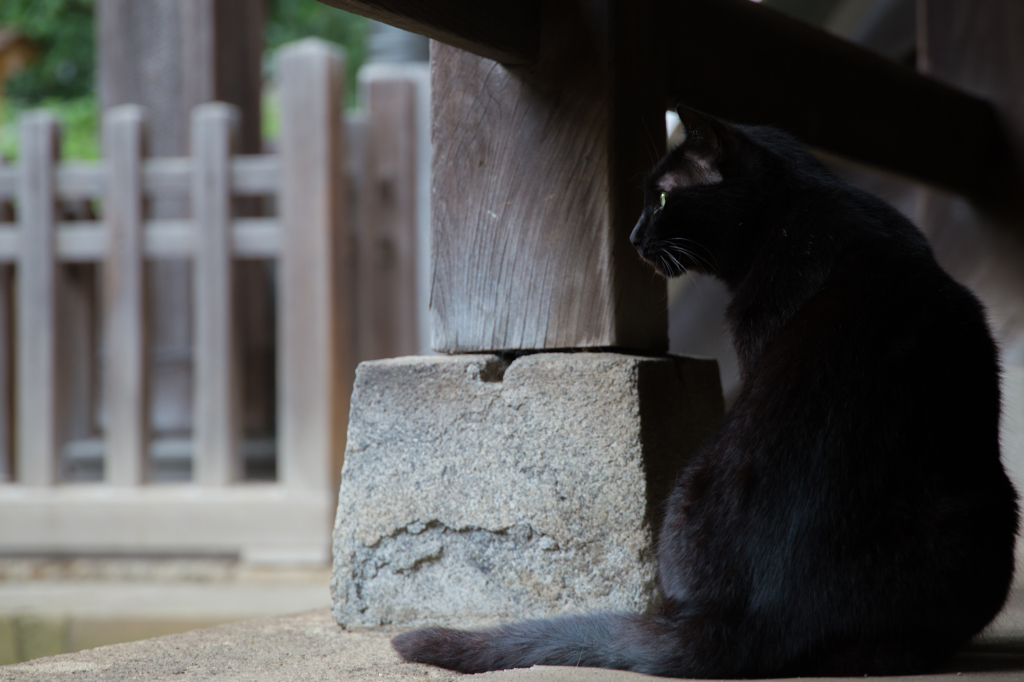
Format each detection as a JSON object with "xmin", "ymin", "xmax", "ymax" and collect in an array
[{"xmin": 2, "ymin": 587, "xmax": 1023, "ymax": 681}]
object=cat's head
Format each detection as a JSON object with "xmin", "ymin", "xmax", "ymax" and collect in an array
[{"xmin": 630, "ymin": 107, "xmax": 755, "ymax": 280}]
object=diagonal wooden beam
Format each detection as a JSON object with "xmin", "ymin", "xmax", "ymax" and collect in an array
[
  {"xmin": 315, "ymin": 0, "xmax": 540, "ymax": 65},
  {"xmin": 657, "ymin": 0, "xmax": 1007, "ymax": 201},
  {"xmin": 319, "ymin": 0, "xmax": 1008, "ymax": 201}
]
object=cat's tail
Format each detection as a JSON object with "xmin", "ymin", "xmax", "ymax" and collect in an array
[{"xmin": 391, "ymin": 612, "xmax": 693, "ymax": 676}]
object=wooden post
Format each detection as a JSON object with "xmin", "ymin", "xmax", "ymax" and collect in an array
[
  {"xmin": 98, "ymin": 0, "xmax": 263, "ymax": 157},
  {"xmin": 98, "ymin": 0, "xmax": 271, "ymax": 466},
  {"xmin": 0, "ymin": 182, "xmax": 12, "ymax": 482},
  {"xmin": 429, "ymin": 1, "xmax": 667, "ymax": 352},
  {"xmin": 277, "ymin": 39, "xmax": 350, "ymax": 494},
  {"xmin": 103, "ymin": 105, "xmax": 149, "ymax": 485},
  {"xmin": 16, "ymin": 112, "xmax": 60, "ymax": 486},
  {"xmin": 192, "ymin": 102, "xmax": 240, "ymax": 485},
  {"xmin": 356, "ymin": 72, "xmax": 419, "ymax": 361}
]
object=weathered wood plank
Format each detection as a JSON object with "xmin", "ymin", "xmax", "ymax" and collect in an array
[
  {"xmin": 0, "ymin": 156, "xmax": 276, "ymax": 204},
  {"xmin": 142, "ymin": 156, "xmax": 279, "ymax": 199},
  {"xmin": 16, "ymin": 113, "xmax": 60, "ymax": 486},
  {"xmin": 429, "ymin": 0, "xmax": 666, "ymax": 352},
  {"xmin": 191, "ymin": 103, "xmax": 240, "ymax": 486},
  {"xmin": 142, "ymin": 158, "xmax": 191, "ymax": 198},
  {"xmin": 103, "ymin": 105, "xmax": 150, "ymax": 485},
  {"xmin": 56, "ymin": 164, "xmax": 104, "ymax": 201},
  {"xmin": 315, "ymin": 0, "xmax": 539, "ymax": 65},
  {"xmin": 231, "ymin": 156, "xmax": 279, "ymax": 196},
  {"xmin": 142, "ymin": 220, "xmax": 192, "ymax": 259},
  {"xmin": 355, "ymin": 73, "xmax": 419, "ymax": 361},
  {"xmin": 277, "ymin": 39, "xmax": 350, "ymax": 495},
  {"xmin": 0, "ymin": 219, "xmax": 282, "ymax": 263}
]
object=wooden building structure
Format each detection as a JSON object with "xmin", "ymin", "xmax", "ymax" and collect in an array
[{"xmin": 314, "ymin": 0, "xmax": 1020, "ymax": 363}]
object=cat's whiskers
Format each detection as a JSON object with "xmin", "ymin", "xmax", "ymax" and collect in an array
[
  {"xmin": 658, "ymin": 249, "xmax": 688, "ymax": 278},
  {"xmin": 664, "ymin": 240, "xmax": 715, "ymax": 275},
  {"xmin": 667, "ymin": 237, "xmax": 719, "ymax": 271}
]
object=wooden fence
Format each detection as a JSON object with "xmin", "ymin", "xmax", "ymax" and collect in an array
[{"xmin": 0, "ymin": 38, "xmax": 428, "ymax": 564}]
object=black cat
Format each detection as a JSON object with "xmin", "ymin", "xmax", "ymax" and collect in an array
[{"xmin": 391, "ymin": 108, "xmax": 1019, "ymax": 677}]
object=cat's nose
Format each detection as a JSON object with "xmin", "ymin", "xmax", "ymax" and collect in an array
[{"xmin": 630, "ymin": 217, "xmax": 644, "ymax": 247}]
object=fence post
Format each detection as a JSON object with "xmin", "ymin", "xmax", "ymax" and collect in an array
[
  {"xmin": 277, "ymin": 39, "xmax": 350, "ymax": 495},
  {"xmin": 103, "ymin": 105, "xmax": 149, "ymax": 485},
  {"xmin": 0, "ymin": 168, "xmax": 11, "ymax": 482},
  {"xmin": 355, "ymin": 68, "xmax": 420, "ymax": 362},
  {"xmin": 192, "ymin": 102, "xmax": 241, "ymax": 485},
  {"xmin": 16, "ymin": 112, "xmax": 60, "ymax": 485}
]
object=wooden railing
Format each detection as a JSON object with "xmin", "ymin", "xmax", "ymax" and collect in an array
[{"xmin": 0, "ymin": 39, "xmax": 428, "ymax": 564}]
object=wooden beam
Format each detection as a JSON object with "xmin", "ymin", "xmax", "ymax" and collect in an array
[
  {"xmin": 314, "ymin": 0, "xmax": 539, "ymax": 65},
  {"xmin": 325, "ymin": 0, "xmax": 1005, "ymax": 200},
  {"xmin": 430, "ymin": 1, "xmax": 667, "ymax": 352},
  {"xmin": 655, "ymin": 0, "xmax": 1005, "ymax": 200}
]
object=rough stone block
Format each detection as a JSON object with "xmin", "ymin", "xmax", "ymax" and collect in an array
[{"xmin": 331, "ymin": 352, "xmax": 723, "ymax": 628}]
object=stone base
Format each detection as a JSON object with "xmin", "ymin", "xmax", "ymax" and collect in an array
[{"xmin": 331, "ymin": 353, "xmax": 724, "ymax": 628}]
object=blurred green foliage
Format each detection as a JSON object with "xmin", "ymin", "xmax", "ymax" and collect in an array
[
  {"xmin": 0, "ymin": 0, "xmax": 367, "ymax": 159},
  {"xmin": 0, "ymin": 0, "xmax": 95, "ymax": 103},
  {"xmin": 0, "ymin": 96, "xmax": 99, "ymax": 161}
]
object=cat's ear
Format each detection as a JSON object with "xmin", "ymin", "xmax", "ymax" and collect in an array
[{"xmin": 675, "ymin": 106, "xmax": 734, "ymax": 164}]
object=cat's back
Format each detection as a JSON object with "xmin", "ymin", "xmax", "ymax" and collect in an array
[{"xmin": 713, "ymin": 198, "xmax": 1018, "ymax": 663}]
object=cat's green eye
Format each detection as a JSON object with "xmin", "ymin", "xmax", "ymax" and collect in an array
[{"xmin": 659, "ymin": 192, "xmax": 667, "ymax": 208}]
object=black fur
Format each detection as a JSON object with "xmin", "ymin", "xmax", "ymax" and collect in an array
[{"xmin": 392, "ymin": 108, "xmax": 1019, "ymax": 677}]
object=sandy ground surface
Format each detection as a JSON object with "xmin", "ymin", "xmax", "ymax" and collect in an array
[{"xmin": 1, "ymin": 587, "xmax": 1023, "ymax": 681}]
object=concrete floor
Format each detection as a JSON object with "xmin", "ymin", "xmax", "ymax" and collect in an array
[{"xmin": 2, "ymin": 586, "xmax": 1024, "ymax": 681}]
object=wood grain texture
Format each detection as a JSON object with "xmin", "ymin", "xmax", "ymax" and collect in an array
[
  {"xmin": 277, "ymin": 40, "xmax": 351, "ymax": 495},
  {"xmin": 191, "ymin": 103, "xmax": 241, "ymax": 485},
  {"xmin": 916, "ymin": 0, "xmax": 1024, "ymax": 364},
  {"xmin": 355, "ymin": 75, "xmax": 419, "ymax": 361},
  {"xmin": 315, "ymin": 0, "xmax": 539, "ymax": 65},
  {"xmin": 103, "ymin": 105, "xmax": 149, "ymax": 485},
  {"xmin": 429, "ymin": 0, "xmax": 666, "ymax": 353},
  {"xmin": 655, "ymin": 0, "xmax": 1004, "ymax": 200},
  {"xmin": 16, "ymin": 113, "xmax": 60, "ymax": 486}
]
